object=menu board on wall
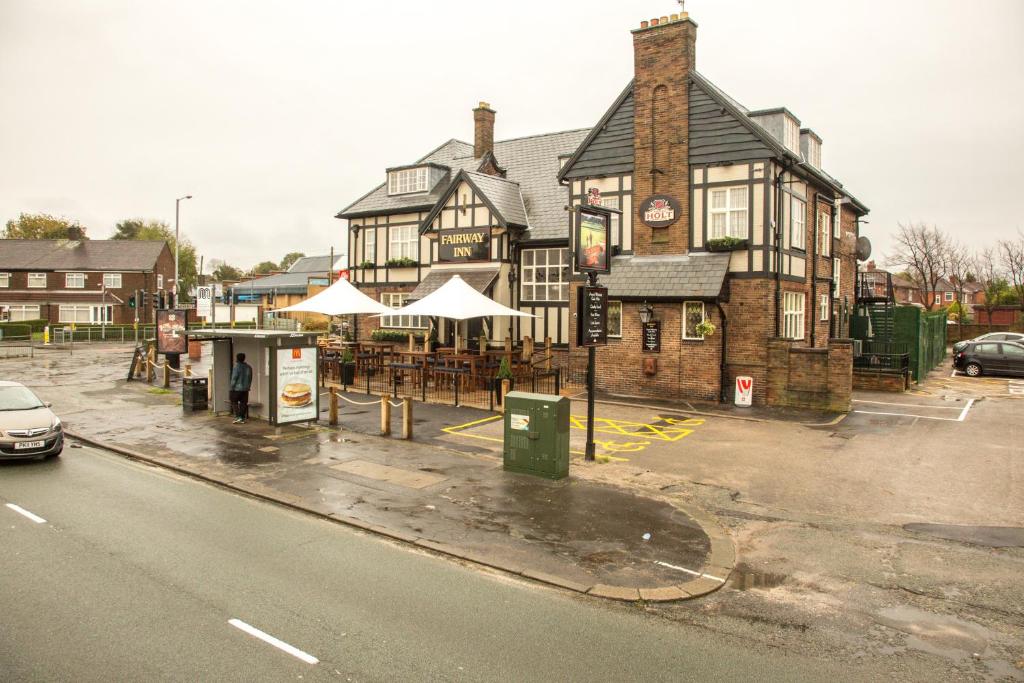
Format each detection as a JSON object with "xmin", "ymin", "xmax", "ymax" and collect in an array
[
  {"xmin": 577, "ymin": 286, "xmax": 608, "ymax": 347},
  {"xmin": 275, "ymin": 347, "xmax": 318, "ymax": 424},
  {"xmin": 642, "ymin": 321, "xmax": 661, "ymax": 353}
]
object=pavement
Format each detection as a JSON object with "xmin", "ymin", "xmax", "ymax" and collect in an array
[{"xmin": 5, "ymin": 345, "xmax": 735, "ymax": 602}]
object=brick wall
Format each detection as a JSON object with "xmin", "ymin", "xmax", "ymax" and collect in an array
[
  {"xmin": 766, "ymin": 338, "xmax": 852, "ymax": 412},
  {"xmin": 853, "ymin": 370, "xmax": 909, "ymax": 393},
  {"xmin": 631, "ymin": 16, "xmax": 695, "ymax": 256}
]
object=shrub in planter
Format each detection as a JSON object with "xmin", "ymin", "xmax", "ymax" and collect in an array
[
  {"xmin": 695, "ymin": 319, "xmax": 716, "ymax": 337},
  {"xmin": 371, "ymin": 329, "xmax": 424, "ymax": 343},
  {"xmin": 706, "ymin": 236, "xmax": 748, "ymax": 252},
  {"xmin": 384, "ymin": 257, "xmax": 417, "ymax": 268},
  {"xmin": 356, "ymin": 260, "xmax": 374, "ymax": 270},
  {"xmin": 494, "ymin": 357, "xmax": 515, "ymax": 405},
  {"xmin": 339, "ymin": 348, "xmax": 356, "ymax": 384}
]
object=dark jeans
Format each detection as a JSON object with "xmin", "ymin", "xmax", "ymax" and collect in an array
[{"xmin": 229, "ymin": 390, "xmax": 249, "ymax": 420}]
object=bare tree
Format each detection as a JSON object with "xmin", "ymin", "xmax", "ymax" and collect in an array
[
  {"xmin": 887, "ymin": 222, "xmax": 948, "ymax": 310},
  {"xmin": 998, "ymin": 230, "xmax": 1024, "ymax": 314},
  {"xmin": 945, "ymin": 239, "xmax": 973, "ymax": 334},
  {"xmin": 974, "ymin": 248, "xmax": 1003, "ymax": 331}
]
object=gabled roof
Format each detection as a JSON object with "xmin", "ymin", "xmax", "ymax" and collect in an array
[
  {"xmin": 558, "ymin": 80, "xmax": 635, "ymax": 181},
  {"xmin": 0, "ymin": 239, "xmax": 168, "ymax": 271},
  {"xmin": 419, "ymin": 170, "xmax": 528, "ymax": 232},
  {"xmin": 338, "ymin": 129, "xmax": 588, "ymax": 242}
]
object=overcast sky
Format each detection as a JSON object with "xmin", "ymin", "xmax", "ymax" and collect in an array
[{"xmin": 2, "ymin": 0, "xmax": 1021, "ymax": 272}]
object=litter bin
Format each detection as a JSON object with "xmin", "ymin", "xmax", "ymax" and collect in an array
[
  {"xmin": 182, "ymin": 376, "xmax": 209, "ymax": 413},
  {"xmin": 502, "ymin": 391, "xmax": 569, "ymax": 480}
]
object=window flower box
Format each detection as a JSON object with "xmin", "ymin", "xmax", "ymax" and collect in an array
[{"xmin": 706, "ymin": 237, "xmax": 748, "ymax": 252}]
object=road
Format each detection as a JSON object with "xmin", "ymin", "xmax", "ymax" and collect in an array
[{"xmin": 1, "ymin": 445, "xmax": 891, "ymax": 682}]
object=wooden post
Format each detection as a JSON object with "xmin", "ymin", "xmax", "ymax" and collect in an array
[
  {"xmin": 135, "ymin": 349, "xmax": 145, "ymax": 379},
  {"xmin": 185, "ymin": 364, "xmax": 192, "ymax": 378},
  {"xmin": 329, "ymin": 387, "xmax": 339, "ymax": 426},
  {"xmin": 380, "ymin": 394, "xmax": 391, "ymax": 436},
  {"xmin": 162, "ymin": 363, "xmax": 170, "ymax": 389},
  {"xmin": 479, "ymin": 334, "xmax": 487, "ymax": 356},
  {"xmin": 545, "ymin": 337, "xmax": 552, "ymax": 370},
  {"xmin": 408, "ymin": 332, "xmax": 415, "ymax": 352},
  {"xmin": 523, "ymin": 336, "xmax": 534, "ymax": 361},
  {"xmin": 500, "ymin": 379, "xmax": 511, "ymax": 414},
  {"xmin": 504, "ymin": 336, "xmax": 512, "ymax": 352},
  {"xmin": 401, "ymin": 397, "xmax": 413, "ymax": 439},
  {"xmin": 146, "ymin": 349, "xmax": 155, "ymax": 383}
]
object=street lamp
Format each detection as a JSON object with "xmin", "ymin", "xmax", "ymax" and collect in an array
[{"xmin": 174, "ymin": 194, "xmax": 193, "ymax": 303}]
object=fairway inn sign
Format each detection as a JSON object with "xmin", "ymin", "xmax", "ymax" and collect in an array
[{"xmin": 438, "ymin": 228, "xmax": 490, "ymax": 262}]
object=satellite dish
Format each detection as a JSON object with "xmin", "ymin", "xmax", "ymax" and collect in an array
[{"xmin": 856, "ymin": 236, "xmax": 872, "ymax": 261}]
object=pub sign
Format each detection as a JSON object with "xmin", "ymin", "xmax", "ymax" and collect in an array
[
  {"xmin": 642, "ymin": 320, "xmax": 661, "ymax": 353},
  {"xmin": 639, "ymin": 194, "xmax": 680, "ymax": 228},
  {"xmin": 438, "ymin": 228, "xmax": 490, "ymax": 263},
  {"xmin": 577, "ymin": 285, "xmax": 608, "ymax": 347},
  {"xmin": 574, "ymin": 205, "xmax": 612, "ymax": 274}
]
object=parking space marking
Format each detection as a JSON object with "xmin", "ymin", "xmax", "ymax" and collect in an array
[
  {"xmin": 654, "ymin": 560, "xmax": 726, "ymax": 583},
  {"xmin": 853, "ymin": 399, "xmax": 963, "ymax": 410},
  {"xmin": 5, "ymin": 503, "xmax": 46, "ymax": 524},
  {"xmin": 852, "ymin": 398, "xmax": 974, "ymax": 422},
  {"xmin": 228, "ymin": 619, "xmax": 318, "ymax": 664}
]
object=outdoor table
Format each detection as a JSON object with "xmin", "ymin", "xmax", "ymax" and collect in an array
[{"xmin": 443, "ymin": 353, "xmax": 489, "ymax": 388}]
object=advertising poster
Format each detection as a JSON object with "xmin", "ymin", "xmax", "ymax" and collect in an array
[
  {"xmin": 275, "ymin": 347, "xmax": 317, "ymax": 424},
  {"xmin": 156, "ymin": 309, "xmax": 188, "ymax": 354},
  {"xmin": 575, "ymin": 207, "xmax": 610, "ymax": 273}
]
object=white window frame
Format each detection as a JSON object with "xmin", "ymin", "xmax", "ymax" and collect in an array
[
  {"xmin": 709, "ymin": 186, "xmax": 749, "ymax": 240},
  {"xmin": 388, "ymin": 225, "xmax": 418, "ymax": 262},
  {"xmin": 819, "ymin": 294, "xmax": 829, "ymax": 321},
  {"xmin": 380, "ymin": 292, "xmax": 427, "ymax": 329},
  {"xmin": 387, "ymin": 167, "xmax": 429, "ymax": 195},
  {"xmin": 364, "ymin": 229, "xmax": 376, "ymax": 264},
  {"xmin": 7, "ymin": 304, "xmax": 40, "ymax": 321},
  {"xmin": 520, "ymin": 248, "xmax": 569, "ymax": 302},
  {"xmin": 791, "ymin": 197, "xmax": 806, "ymax": 251},
  {"xmin": 156, "ymin": 274, "xmax": 164, "ymax": 289},
  {"xmin": 783, "ymin": 291, "xmax": 805, "ymax": 340},
  {"xmin": 784, "ymin": 116, "xmax": 800, "ymax": 153},
  {"xmin": 65, "ymin": 272, "xmax": 86, "ymax": 289},
  {"xmin": 682, "ymin": 301, "xmax": 706, "ymax": 340},
  {"xmin": 607, "ymin": 300, "xmax": 622, "ymax": 338},
  {"xmin": 0, "ymin": 273, "xmax": 9, "ymax": 288},
  {"xmin": 808, "ymin": 139, "xmax": 821, "ymax": 169},
  {"xmin": 945, "ymin": 291, "xmax": 954, "ymax": 302},
  {"xmin": 599, "ymin": 196, "xmax": 621, "ymax": 244},
  {"xmin": 28, "ymin": 272, "xmax": 47, "ymax": 288},
  {"xmin": 832, "ymin": 257, "xmax": 841, "ymax": 299},
  {"xmin": 58, "ymin": 304, "xmax": 92, "ymax": 324},
  {"xmin": 103, "ymin": 273, "xmax": 122, "ymax": 289},
  {"xmin": 817, "ymin": 212, "xmax": 831, "ymax": 257}
]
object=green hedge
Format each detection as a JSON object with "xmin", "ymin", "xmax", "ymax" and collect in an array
[
  {"xmin": 371, "ymin": 329, "xmax": 425, "ymax": 343},
  {"xmin": 0, "ymin": 319, "xmax": 48, "ymax": 334}
]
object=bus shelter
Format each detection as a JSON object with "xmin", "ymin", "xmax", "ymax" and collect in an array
[{"xmin": 188, "ymin": 328, "xmax": 321, "ymax": 425}]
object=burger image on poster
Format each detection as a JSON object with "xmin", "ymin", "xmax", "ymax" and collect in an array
[{"xmin": 280, "ymin": 382, "xmax": 312, "ymax": 407}]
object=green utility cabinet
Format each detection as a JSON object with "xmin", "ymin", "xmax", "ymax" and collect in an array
[{"xmin": 503, "ymin": 391, "xmax": 570, "ymax": 480}]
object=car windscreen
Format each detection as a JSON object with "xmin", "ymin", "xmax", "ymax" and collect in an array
[{"xmin": 0, "ymin": 386, "xmax": 45, "ymax": 411}]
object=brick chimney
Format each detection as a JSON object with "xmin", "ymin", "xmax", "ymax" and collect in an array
[
  {"xmin": 473, "ymin": 101, "xmax": 495, "ymax": 159},
  {"xmin": 631, "ymin": 12, "xmax": 696, "ymax": 255}
]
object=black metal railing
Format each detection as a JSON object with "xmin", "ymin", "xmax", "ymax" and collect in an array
[
  {"xmin": 853, "ymin": 340, "xmax": 910, "ymax": 372},
  {"xmin": 856, "ymin": 270, "xmax": 894, "ymax": 303}
]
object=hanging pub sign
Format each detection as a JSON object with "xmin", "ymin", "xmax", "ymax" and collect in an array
[
  {"xmin": 574, "ymin": 205, "xmax": 612, "ymax": 274},
  {"xmin": 642, "ymin": 320, "xmax": 661, "ymax": 353},
  {"xmin": 639, "ymin": 194, "xmax": 680, "ymax": 228},
  {"xmin": 156, "ymin": 309, "xmax": 188, "ymax": 355},
  {"xmin": 577, "ymin": 285, "xmax": 608, "ymax": 347},
  {"xmin": 438, "ymin": 228, "xmax": 490, "ymax": 263}
]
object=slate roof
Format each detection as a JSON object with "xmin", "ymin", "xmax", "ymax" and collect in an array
[
  {"xmin": 0, "ymin": 239, "xmax": 168, "ymax": 271},
  {"xmin": 288, "ymin": 254, "xmax": 342, "ymax": 274},
  {"xmin": 597, "ymin": 252, "xmax": 730, "ymax": 300},
  {"xmin": 338, "ymin": 129, "xmax": 589, "ymax": 242},
  {"xmin": 409, "ymin": 268, "xmax": 500, "ymax": 300},
  {"xmin": 462, "ymin": 171, "xmax": 528, "ymax": 227},
  {"xmin": 234, "ymin": 254, "xmax": 340, "ymax": 295}
]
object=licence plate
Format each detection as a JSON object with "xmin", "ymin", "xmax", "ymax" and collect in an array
[{"xmin": 14, "ymin": 440, "xmax": 45, "ymax": 450}]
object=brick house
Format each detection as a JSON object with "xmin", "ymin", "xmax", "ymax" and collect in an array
[
  {"xmin": 0, "ymin": 239, "xmax": 174, "ymax": 325},
  {"xmin": 337, "ymin": 10, "xmax": 869, "ymax": 407}
]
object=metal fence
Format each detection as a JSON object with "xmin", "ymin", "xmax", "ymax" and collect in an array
[{"xmin": 853, "ymin": 341, "xmax": 911, "ymax": 373}]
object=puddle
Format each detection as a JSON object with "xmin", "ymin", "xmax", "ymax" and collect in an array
[
  {"xmin": 728, "ymin": 563, "xmax": 788, "ymax": 591},
  {"xmin": 873, "ymin": 606, "xmax": 992, "ymax": 662}
]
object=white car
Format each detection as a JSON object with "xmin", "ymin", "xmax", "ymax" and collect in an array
[{"xmin": 0, "ymin": 381, "xmax": 63, "ymax": 461}]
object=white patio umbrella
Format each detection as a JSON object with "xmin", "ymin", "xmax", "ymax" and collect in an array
[
  {"xmin": 377, "ymin": 274, "xmax": 534, "ymax": 350},
  {"xmin": 276, "ymin": 277, "xmax": 393, "ymax": 315}
]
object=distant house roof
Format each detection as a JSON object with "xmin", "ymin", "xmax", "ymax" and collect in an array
[
  {"xmin": 236, "ymin": 254, "xmax": 341, "ymax": 295},
  {"xmin": 597, "ymin": 253, "xmax": 730, "ymax": 300},
  {"xmin": 337, "ymin": 129, "xmax": 589, "ymax": 242},
  {"xmin": 288, "ymin": 255, "xmax": 342, "ymax": 274},
  {"xmin": 0, "ymin": 239, "xmax": 168, "ymax": 271}
]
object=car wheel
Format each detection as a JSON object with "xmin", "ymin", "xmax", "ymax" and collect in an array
[{"xmin": 965, "ymin": 363, "xmax": 982, "ymax": 377}]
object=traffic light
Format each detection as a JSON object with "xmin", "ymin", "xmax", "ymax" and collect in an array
[
  {"xmin": 158, "ymin": 291, "xmax": 166, "ymax": 309},
  {"xmin": 128, "ymin": 292, "xmax": 136, "ymax": 309},
  {"xmin": 167, "ymin": 292, "xmax": 175, "ymax": 309}
]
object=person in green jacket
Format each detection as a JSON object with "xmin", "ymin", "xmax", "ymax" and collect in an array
[{"xmin": 229, "ymin": 352, "xmax": 253, "ymax": 424}]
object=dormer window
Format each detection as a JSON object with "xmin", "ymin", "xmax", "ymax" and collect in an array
[
  {"xmin": 388, "ymin": 166, "xmax": 429, "ymax": 195},
  {"xmin": 783, "ymin": 116, "xmax": 800, "ymax": 155}
]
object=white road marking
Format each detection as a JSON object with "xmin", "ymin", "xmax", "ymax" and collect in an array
[
  {"xmin": 5, "ymin": 503, "xmax": 46, "ymax": 524},
  {"xmin": 654, "ymin": 560, "xmax": 726, "ymax": 583},
  {"xmin": 950, "ymin": 370, "xmax": 958, "ymax": 378},
  {"xmin": 852, "ymin": 399, "xmax": 962, "ymax": 410},
  {"xmin": 853, "ymin": 410, "xmax": 962, "ymax": 422},
  {"xmin": 228, "ymin": 619, "xmax": 319, "ymax": 665},
  {"xmin": 957, "ymin": 398, "xmax": 975, "ymax": 422}
]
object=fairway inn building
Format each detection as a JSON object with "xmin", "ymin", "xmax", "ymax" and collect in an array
[{"xmin": 338, "ymin": 10, "xmax": 869, "ymax": 408}]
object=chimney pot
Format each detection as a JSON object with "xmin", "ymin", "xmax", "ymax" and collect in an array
[
  {"xmin": 660, "ymin": 16, "xmax": 668, "ymax": 23},
  {"xmin": 671, "ymin": 13, "xmax": 678, "ymax": 21},
  {"xmin": 651, "ymin": 17, "xmax": 659, "ymax": 26},
  {"xmin": 640, "ymin": 20, "xmax": 649, "ymax": 28}
]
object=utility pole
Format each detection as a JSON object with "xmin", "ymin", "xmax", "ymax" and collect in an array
[{"xmin": 174, "ymin": 194, "xmax": 193, "ymax": 304}]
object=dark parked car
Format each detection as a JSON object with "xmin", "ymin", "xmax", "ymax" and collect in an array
[
  {"xmin": 952, "ymin": 331, "xmax": 1024, "ymax": 354},
  {"xmin": 0, "ymin": 381, "xmax": 63, "ymax": 460},
  {"xmin": 953, "ymin": 341, "xmax": 1024, "ymax": 377}
]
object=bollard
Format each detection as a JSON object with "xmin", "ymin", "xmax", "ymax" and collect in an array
[
  {"xmin": 380, "ymin": 394, "xmax": 391, "ymax": 436},
  {"xmin": 147, "ymin": 352, "xmax": 155, "ymax": 383},
  {"xmin": 500, "ymin": 379, "xmax": 511, "ymax": 414},
  {"xmin": 135, "ymin": 349, "xmax": 145, "ymax": 379},
  {"xmin": 207, "ymin": 368, "xmax": 213, "ymax": 402},
  {"xmin": 162, "ymin": 363, "xmax": 170, "ymax": 389},
  {"xmin": 504, "ymin": 336, "xmax": 512, "ymax": 352},
  {"xmin": 402, "ymin": 397, "xmax": 413, "ymax": 439},
  {"xmin": 545, "ymin": 337, "xmax": 552, "ymax": 370},
  {"xmin": 329, "ymin": 387, "xmax": 339, "ymax": 426}
]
